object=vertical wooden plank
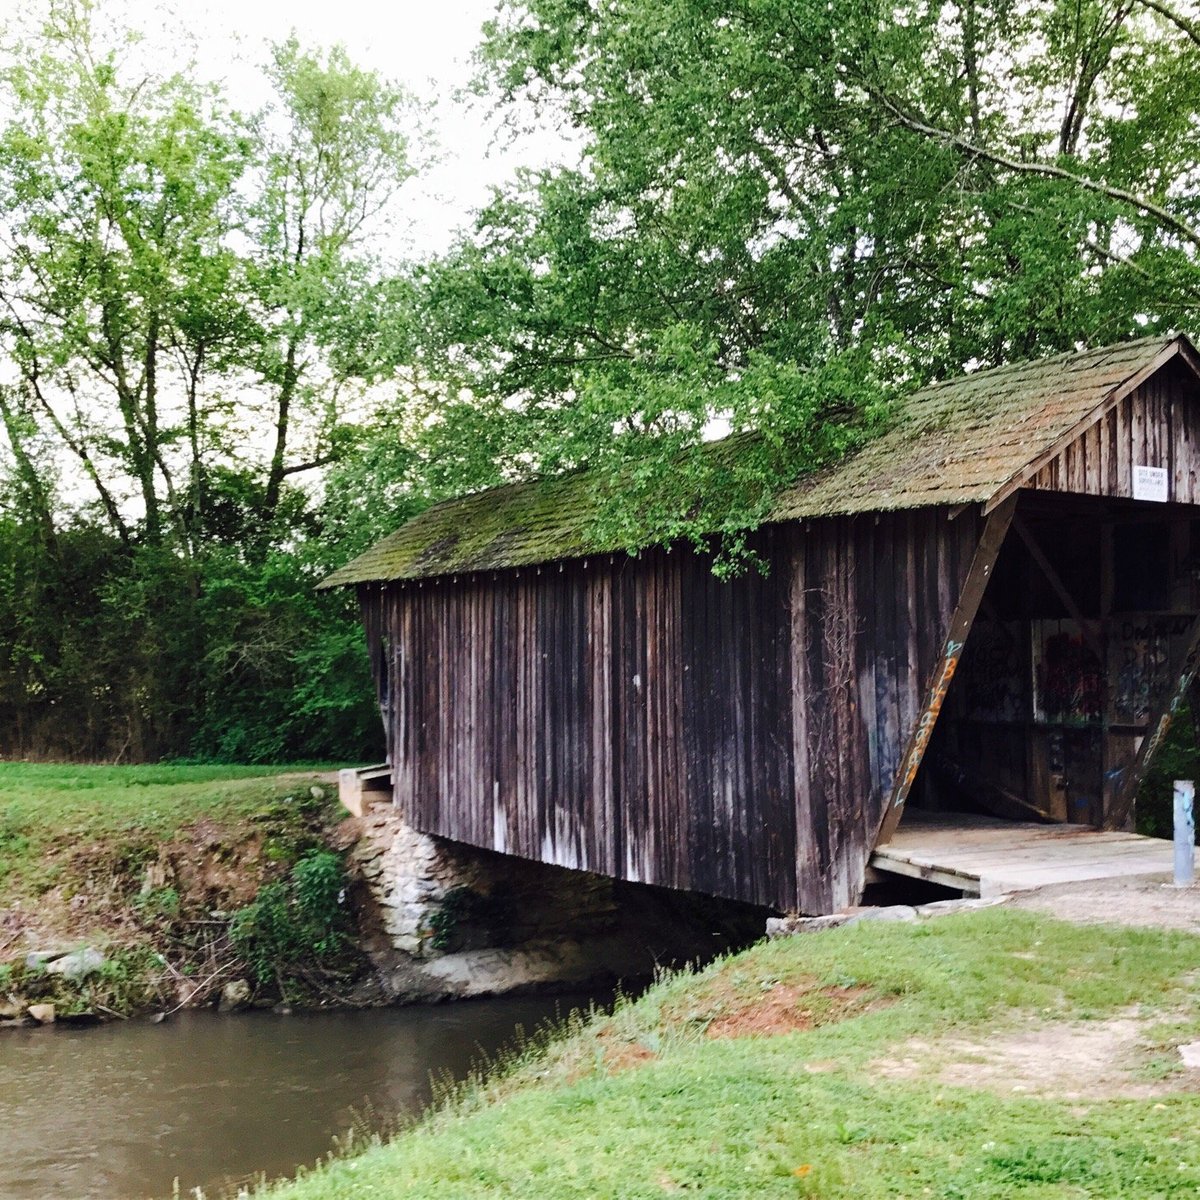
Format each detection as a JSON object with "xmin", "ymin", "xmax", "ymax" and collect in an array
[
  {"xmin": 853, "ymin": 517, "xmax": 879, "ymax": 813},
  {"xmin": 1085, "ymin": 421, "xmax": 1102, "ymax": 493},
  {"xmin": 1184, "ymin": 371, "xmax": 1199, "ymax": 505},
  {"xmin": 1116, "ymin": 393, "xmax": 1132, "ymax": 497},
  {"xmin": 1105, "ymin": 406, "xmax": 1117, "ymax": 494},
  {"xmin": 872, "ymin": 515, "xmax": 900, "ymax": 817},
  {"xmin": 789, "ymin": 525, "xmax": 818, "ymax": 910},
  {"xmin": 1132, "ymin": 386, "xmax": 1148, "ymax": 476},
  {"xmin": 1171, "ymin": 371, "xmax": 1189, "ymax": 503}
]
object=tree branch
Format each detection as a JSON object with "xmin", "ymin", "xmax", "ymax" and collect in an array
[
  {"xmin": 1133, "ymin": 0, "xmax": 1200, "ymax": 46},
  {"xmin": 873, "ymin": 91, "xmax": 1200, "ymax": 249},
  {"xmin": 280, "ymin": 451, "xmax": 340, "ymax": 476}
]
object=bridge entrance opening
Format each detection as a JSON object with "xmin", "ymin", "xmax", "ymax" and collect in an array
[{"xmin": 904, "ymin": 492, "xmax": 1199, "ymax": 831}]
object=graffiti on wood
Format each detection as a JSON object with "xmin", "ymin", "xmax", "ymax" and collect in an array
[
  {"xmin": 1110, "ymin": 613, "xmax": 1193, "ymax": 725},
  {"xmin": 1033, "ymin": 620, "xmax": 1104, "ymax": 725},
  {"xmin": 962, "ymin": 620, "xmax": 1024, "ymax": 722}
]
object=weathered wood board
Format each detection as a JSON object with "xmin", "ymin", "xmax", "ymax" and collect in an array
[
  {"xmin": 361, "ymin": 508, "xmax": 981, "ymax": 913},
  {"xmin": 871, "ymin": 811, "xmax": 1199, "ymax": 896}
]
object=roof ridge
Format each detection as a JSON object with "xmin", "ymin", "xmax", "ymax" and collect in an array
[{"xmin": 915, "ymin": 333, "xmax": 1174, "ymax": 395}]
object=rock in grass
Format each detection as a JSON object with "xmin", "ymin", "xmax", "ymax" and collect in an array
[
  {"xmin": 44, "ymin": 948, "xmax": 106, "ymax": 980},
  {"xmin": 218, "ymin": 979, "xmax": 253, "ymax": 1013},
  {"xmin": 855, "ymin": 905, "xmax": 919, "ymax": 923},
  {"xmin": 27, "ymin": 1003, "xmax": 55, "ymax": 1024},
  {"xmin": 766, "ymin": 914, "xmax": 854, "ymax": 937}
]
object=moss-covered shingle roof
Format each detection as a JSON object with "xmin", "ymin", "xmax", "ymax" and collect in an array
[{"xmin": 321, "ymin": 334, "xmax": 1189, "ymax": 587}]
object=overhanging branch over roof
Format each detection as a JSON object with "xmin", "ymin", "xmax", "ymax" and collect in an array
[{"xmin": 321, "ymin": 334, "xmax": 1197, "ymax": 588}]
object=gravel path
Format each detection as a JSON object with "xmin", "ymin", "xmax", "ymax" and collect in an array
[{"xmin": 1008, "ymin": 871, "xmax": 1200, "ymax": 933}]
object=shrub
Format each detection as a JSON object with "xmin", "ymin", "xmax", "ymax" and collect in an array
[{"xmin": 230, "ymin": 850, "xmax": 351, "ymax": 986}]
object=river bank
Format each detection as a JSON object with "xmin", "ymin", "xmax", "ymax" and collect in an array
[
  {"xmin": 261, "ymin": 906, "xmax": 1200, "ymax": 1200},
  {"xmin": 0, "ymin": 764, "xmax": 765, "ymax": 1025},
  {"xmin": 0, "ymin": 763, "xmax": 371, "ymax": 1022}
]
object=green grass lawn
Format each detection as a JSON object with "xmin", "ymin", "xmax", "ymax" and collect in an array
[
  {"xmin": 267, "ymin": 909, "xmax": 1200, "ymax": 1200},
  {"xmin": 0, "ymin": 762, "xmax": 338, "ymax": 898}
]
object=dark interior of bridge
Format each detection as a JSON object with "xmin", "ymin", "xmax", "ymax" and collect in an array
[{"xmin": 912, "ymin": 494, "xmax": 1200, "ymax": 830}]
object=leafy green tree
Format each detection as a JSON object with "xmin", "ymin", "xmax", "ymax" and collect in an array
[
  {"xmin": 0, "ymin": 0, "xmax": 248, "ymax": 550},
  {"xmin": 245, "ymin": 37, "xmax": 419, "ymax": 534},
  {"xmin": 0, "ymin": 1, "xmax": 418, "ymax": 762},
  {"xmin": 407, "ymin": 0, "xmax": 1200, "ymax": 563}
]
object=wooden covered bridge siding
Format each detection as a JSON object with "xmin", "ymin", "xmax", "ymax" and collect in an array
[
  {"xmin": 1013, "ymin": 357, "xmax": 1200, "ymax": 507},
  {"xmin": 332, "ymin": 336, "xmax": 1200, "ymax": 915},
  {"xmin": 359, "ymin": 508, "xmax": 980, "ymax": 914}
]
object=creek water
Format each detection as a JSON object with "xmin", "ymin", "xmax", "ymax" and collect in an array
[{"xmin": 0, "ymin": 991, "xmax": 604, "ymax": 1199}]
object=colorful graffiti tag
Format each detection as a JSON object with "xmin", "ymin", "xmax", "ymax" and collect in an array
[{"xmin": 1033, "ymin": 621, "xmax": 1104, "ymax": 725}]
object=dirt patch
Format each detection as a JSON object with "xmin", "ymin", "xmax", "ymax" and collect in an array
[
  {"xmin": 875, "ymin": 1013, "xmax": 1200, "ymax": 1100},
  {"xmin": 603, "ymin": 1040, "xmax": 658, "ymax": 1072},
  {"xmin": 661, "ymin": 967, "xmax": 886, "ymax": 1042},
  {"xmin": 1008, "ymin": 873, "xmax": 1200, "ymax": 933},
  {"xmin": 703, "ymin": 982, "xmax": 880, "ymax": 1039},
  {"xmin": 594, "ymin": 1025, "xmax": 659, "ymax": 1074},
  {"xmin": 24, "ymin": 819, "xmax": 274, "ymax": 946}
]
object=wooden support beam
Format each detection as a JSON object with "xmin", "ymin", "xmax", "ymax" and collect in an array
[
  {"xmin": 873, "ymin": 496, "xmax": 1017, "ymax": 849},
  {"xmin": 1104, "ymin": 614, "xmax": 1200, "ymax": 830},
  {"xmin": 1011, "ymin": 515, "xmax": 1106, "ymax": 662},
  {"xmin": 1100, "ymin": 521, "xmax": 1117, "ymax": 823}
]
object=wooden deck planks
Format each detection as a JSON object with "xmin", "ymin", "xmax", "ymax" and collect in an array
[{"xmin": 870, "ymin": 811, "xmax": 1199, "ymax": 897}]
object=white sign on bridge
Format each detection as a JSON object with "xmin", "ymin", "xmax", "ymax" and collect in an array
[{"xmin": 1133, "ymin": 464, "xmax": 1169, "ymax": 502}]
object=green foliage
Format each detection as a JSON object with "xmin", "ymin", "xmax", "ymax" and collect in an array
[
  {"xmin": 230, "ymin": 849, "xmax": 351, "ymax": 985},
  {"xmin": 6, "ymin": 0, "xmax": 1200, "ymax": 754},
  {"xmin": 1138, "ymin": 702, "xmax": 1200, "ymax": 840},
  {"xmin": 133, "ymin": 886, "xmax": 181, "ymax": 922},
  {"xmin": 388, "ymin": 0, "xmax": 1200, "ymax": 565},
  {"xmin": 0, "ymin": 514, "xmax": 383, "ymax": 762},
  {"xmin": 0, "ymin": 1, "xmax": 417, "ymax": 762}
]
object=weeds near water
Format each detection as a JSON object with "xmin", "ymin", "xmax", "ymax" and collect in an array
[{"xmin": 229, "ymin": 850, "xmax": 355, "ymax": 996}]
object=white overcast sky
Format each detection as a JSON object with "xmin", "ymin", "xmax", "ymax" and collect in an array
[{"xmin": 1, "ymin": 0, "xmax": 577, "ymax": 258}]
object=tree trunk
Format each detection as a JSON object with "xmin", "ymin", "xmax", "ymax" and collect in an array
[{"xmin": 263, "ymin": 334, "xmax": 300, "ymax": 528}]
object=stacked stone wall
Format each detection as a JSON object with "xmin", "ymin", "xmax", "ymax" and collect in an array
[{"xmin": 345, "ymin": 800, "xmax": 768, "ymax": 1002}]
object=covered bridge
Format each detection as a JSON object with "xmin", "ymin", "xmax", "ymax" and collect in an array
[{"xmin": 323, "ymin": 334, "xmax": 1200, "ymax": 913}]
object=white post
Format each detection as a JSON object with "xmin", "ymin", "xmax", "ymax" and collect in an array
[{"xmin": 1173, "ymin": 780, "xmax": 1195, "ymax": 888}]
